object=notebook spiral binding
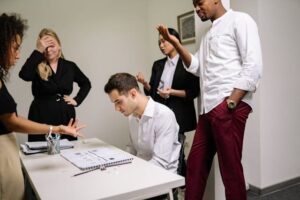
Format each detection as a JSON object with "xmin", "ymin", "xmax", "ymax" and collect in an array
[{"xmin": 61, "ymin": 147, "xmax": 134, "ymax": 171}]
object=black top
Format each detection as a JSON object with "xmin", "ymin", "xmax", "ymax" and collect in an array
[
  {"xmin": 0, "ymin": 81, "xmax": 17, "ymax": 135},
  {"xmin": 19, "ymin": 50, "xmax": 91, "ymax": 141},
  {"xmin": 145, "ymin": 57, "xmax": 200, "ymax": 133}
]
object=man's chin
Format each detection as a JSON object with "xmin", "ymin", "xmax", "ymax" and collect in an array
[
  {"xmin": 197, "ymin": 13, "xmax": 209, "ymax": 22},
  {"xmin": 200, "ymin": 16, "xmax": 209, "ymax": 22}
]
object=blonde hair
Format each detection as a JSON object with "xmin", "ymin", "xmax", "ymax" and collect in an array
[{"xmin": 37, "ymin": 28, "xmax": 64, "ymax": 81}]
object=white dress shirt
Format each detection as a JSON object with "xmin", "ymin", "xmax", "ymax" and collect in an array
[
  {"xmin": 127, "ymin": 98, "xmax": 181, "ymax": 173},
  {"xmin": 160, "ymin": 54, "xmax": 179, "ymax": 89},
  {"xmin": 185, "ymin": 9, "xmax": 263, "ymax": 114}
]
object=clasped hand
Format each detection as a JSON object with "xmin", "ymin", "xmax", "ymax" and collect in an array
[
  {"xmin": 136, "ymin": 72, "xmax": 147, "ymax": 85},
  {"xmin": 157, "ymin": 87, "xmax": 171, "ymax": 99}
]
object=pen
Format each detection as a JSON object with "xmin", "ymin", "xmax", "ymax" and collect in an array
[{"xmin": 73, "ymin": 165, "xmax": 106, "ymax": 177}]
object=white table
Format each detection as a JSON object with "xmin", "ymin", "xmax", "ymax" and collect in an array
[{"xmin": 20, "ymin": 138, "xmax": 185, "ymax": 200}]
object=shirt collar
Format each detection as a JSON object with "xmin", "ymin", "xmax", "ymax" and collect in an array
[
  {"xmin": 167, "ymin": 54, "xmax": 179, "ymax": 66},
  {"xmin": 213, "ymin": 9, "xmax": 232, "ymax": 25},
  {"xmin": 142, "ymin": 97, "xmax": 155, "ymax": 118},
  {"xmin": 131, "ymin": 97, "xmax": 155, "ymax": 121}
]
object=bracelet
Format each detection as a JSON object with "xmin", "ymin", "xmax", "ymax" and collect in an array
[
  {"xmin": 46, "ymin": 125, "xmax": 60, "ymax": 141},
  {"xmin": 48, "ymin": 125, "xmax": 53, "ymax": 135}
]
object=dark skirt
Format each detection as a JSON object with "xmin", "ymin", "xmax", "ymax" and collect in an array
[{"xmin": 27, "ymin": 96, "xmax": 77, "ymax": 141}]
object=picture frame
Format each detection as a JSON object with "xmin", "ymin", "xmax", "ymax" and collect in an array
[{"xmin": 177, "ymin": 10, "xmax": 195, "ymax": 45}]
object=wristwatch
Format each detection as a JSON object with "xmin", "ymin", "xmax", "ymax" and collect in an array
[{"xmin": 227, "ymin": 99, "xmax": 237, "ymax": 110}]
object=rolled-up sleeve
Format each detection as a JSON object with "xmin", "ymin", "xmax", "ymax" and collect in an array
[
  {"xmin": 233, "ymin": 14, "xmax": 263, "ymax": 92},
  {"xmin": 183, "ymin": 52, "xmax": 201, "ymax": 77}
]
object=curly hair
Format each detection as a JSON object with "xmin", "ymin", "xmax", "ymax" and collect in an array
[{"xmin": 0, "ymin": 13, "xmax": 28, "ymax": 80}]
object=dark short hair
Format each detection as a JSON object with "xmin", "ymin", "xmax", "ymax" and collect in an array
[
  {"xmin": 104, "ymin": 73, "xmax": 140, "ymax": 95},
  {"xmin": 158, "ymin": 28, "xmax": 181, "ymax": 45},
  {"xmin": 0, "ymin": 13, "xmax": 28, "ymax": 80},
  {"xmin": 167, "ymin": 28, "xmax": 181, "ymax": 44},
  {"xmin": 193, "ymin": 0, "xmax": 200, "ymax": 6}
]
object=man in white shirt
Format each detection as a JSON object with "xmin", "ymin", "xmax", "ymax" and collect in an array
[
  {"xmin": 157, "ymin": 0, "xmax": 262, "ymax": 199},
  {"xmin": 104, "ymin": 73, "xmax": 181, "ymax": 173}
]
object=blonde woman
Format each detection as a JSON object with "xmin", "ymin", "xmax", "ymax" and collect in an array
[
  {"xmin": 0, "ymin": 13, "xmax": 84, "ymax": 200},
  {"xmin": 19, "ymin": 28, "xmax": 91, "ymax": 141}
]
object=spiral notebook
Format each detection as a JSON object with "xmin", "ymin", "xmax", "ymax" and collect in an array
[{"xmin": 61, "ymin": 147, "xmax": 133, "ymax": 170}]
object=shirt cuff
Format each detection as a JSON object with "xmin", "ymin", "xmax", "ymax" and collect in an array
[
  {"xmin": 183, "ymin": 54, "xmax": 199, "ymax": 75},
  {"xmin": 234, "ymin": 79, "xmax": 258, "ymax": 92}
]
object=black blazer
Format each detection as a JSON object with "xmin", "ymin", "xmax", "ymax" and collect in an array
[
  {"xmin": 145, "ymin": 57, "xmax": 199, "ymax": 133},
  {"xmin": 19, "ymin": 50, "xmax": 91, "ymax": 141}
]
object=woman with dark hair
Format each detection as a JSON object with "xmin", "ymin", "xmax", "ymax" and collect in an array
[
  {"xmin": 19, "ymin": 28, "xmax": 91, "ymax": 142},
  {"xmin": 136, "ymin": 28, "xmax": 199, "ymax": 177},
  {"xmin": 0, "ymin": 13, "xmax": 83, "ymax": 199}
]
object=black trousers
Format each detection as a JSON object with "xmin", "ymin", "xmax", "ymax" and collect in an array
[{"xmin": 177, "ymin": 132, "xmax": 187, "ymax": 177}]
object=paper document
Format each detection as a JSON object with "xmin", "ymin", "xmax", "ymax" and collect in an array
[{"xmin": 61, "ymin": 147, "xmax": 133, "ymax": 170}]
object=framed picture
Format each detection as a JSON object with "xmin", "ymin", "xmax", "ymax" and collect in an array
[{"xmin": 177, "ymin": 10, "xmax": 195, "ymax": 45}]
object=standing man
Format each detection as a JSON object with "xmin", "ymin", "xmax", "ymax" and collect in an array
[
  {"xmin": 157, "ymin": 0, "xmax": 262, "ymax": 199},
  {"xmin": 104, "ymin": 73, "xmax": 181, "ymax": 173}
]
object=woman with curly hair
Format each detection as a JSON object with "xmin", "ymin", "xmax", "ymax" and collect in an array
[{"xmin": 0, "ymin": 13, "xmax": 84, "ymax": 199}]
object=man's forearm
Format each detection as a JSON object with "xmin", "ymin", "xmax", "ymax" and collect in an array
[
  {"xmin": 172, "ymin": 39, "xmax": 192, "ymax": 67},
  {"xmin": 228, "ymin": 88, "xmax": 247, "ymax": 103}
]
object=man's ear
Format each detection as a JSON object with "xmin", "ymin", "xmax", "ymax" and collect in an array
[{"xmin": 129, "ymin": 88, "xmax": 138, "ymax": 98}]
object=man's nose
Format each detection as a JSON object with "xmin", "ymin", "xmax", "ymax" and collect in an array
[{"xmin": 115, "ymin": 105, "xmax": 120, "ymax": 112}]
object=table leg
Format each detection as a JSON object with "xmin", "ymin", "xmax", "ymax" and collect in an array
[{"xmin": 168, "ymin": 190, "xmax": 174, "ymax": 200}]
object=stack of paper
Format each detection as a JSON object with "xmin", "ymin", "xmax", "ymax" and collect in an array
[{"xmin": 20, "ymin": 139, "xmax": 74, "ymax": 155}]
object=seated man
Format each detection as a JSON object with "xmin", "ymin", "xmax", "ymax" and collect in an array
[{"xmin": 104, "ymin": 73, "xmax": 181, "ymax": 173}]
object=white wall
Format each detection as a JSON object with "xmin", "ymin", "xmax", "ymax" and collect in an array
[
  {"xmin": 231, "ymin": 0, "xmax": 300, "ymax": 189},
  {"xmin": 0, "ymin": 0, "xmax": 150, "ymax": 149},
  {"xmin": 0, "ymin": 0, "xmax": 197, "ymax": 149},
  {"xmin": 2, "ymin": 0, "xmax": 300, "ymax": 194},
  {"xmin": 258, "ymin": 0, "xmax": 300, "ymax": 188},
  {"xmin": 146, "ymin": 0, "xmax": 196, "ymax": 81},
  {"xmin": 230, "ymin": 0, "xmax": 262, "ymax": 188}
]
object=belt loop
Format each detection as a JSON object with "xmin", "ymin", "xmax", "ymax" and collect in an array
[{"xmin": 56, "ymin": 94, "xmax": 63, "ymax": 101}]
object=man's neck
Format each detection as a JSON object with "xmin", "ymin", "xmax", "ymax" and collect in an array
[
  {"xmin": 211, "ymin": 6, "xmax": 227, "ymax": 22},
  {"xmin": 133, "ymin": 95, "xmax": 149, "ymax": 119},
  {"xmin": 168, "ymin": 51, "xmax": 177, "ymax": 59}
]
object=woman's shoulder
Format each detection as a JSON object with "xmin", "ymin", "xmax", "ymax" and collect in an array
[
  {"xmin": 154, "ymin": 57, "xmax": 167, "ymax": 64},
  {"xmin": 59, "ymin": 59, "xmax": 80, "ymax": 71},
  {"xmin": 0, "ymin": 79, "xmax": 17, "ymax": 114},
  {"xmin": 152, "ymin": 57, "xmax": 167, "ymax": 70},
  {"xmin": 60, "ymin": 58, "xmax": 76, "ymax": 66},
  {"xmin": 0, "ymin": 80, "xmax": 10, "ymax": 99},
  {"xmin": 0, "ymin": 80, "xmax": 8, "ymax": 95}
]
